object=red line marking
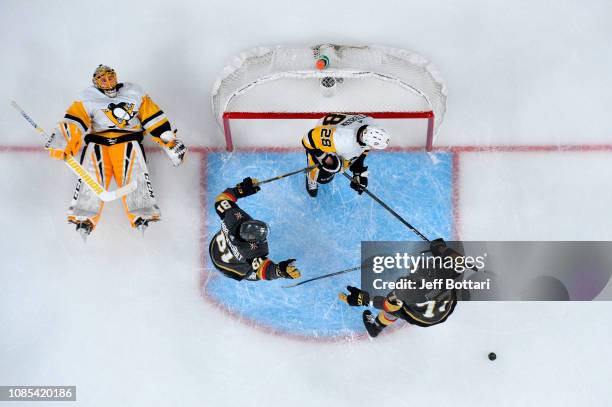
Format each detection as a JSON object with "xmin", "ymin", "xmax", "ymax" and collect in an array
[
  {"xmin": 232, "ymin": 146, "xmax": 303, "ymax": 153},
  {"xmin": 189, "ymin": 146, "xmax": 210, "ymax": 154},
  {"xmin": 198, "ymin": 148, "xmax": 209, "ymax": 297},
  {"xmin": 0, "ymin": 146, "xmax": 42, "ymax": 153},
  {"xmin": 452, "ymin": 153, "xmax": 461, "ymax": 240},
  {"xmin": 183, "ymin": 144, "xmax": 612, "ymax": 154},
  {"xmin": 5, "ymin": 143, "xmax": 612, "ymax": 153},
  {"xmin": 436, "ymin": 144, "xmax": 612, "ymax": 153}
]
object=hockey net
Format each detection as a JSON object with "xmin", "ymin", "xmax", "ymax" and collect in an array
[{"xmin": 212, "ymin": 44, "xmax": 447, "ymax": 151}]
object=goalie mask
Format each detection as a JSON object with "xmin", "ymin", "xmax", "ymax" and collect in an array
[
  {"xmin": 360, "ymin": 126, "xmax": 390, "ymax": 150},
  {"xmin": 92, "ymin": 64, "xmax": 118, "ymax": 97},
  {"xmin": 239, "ymin": 220, "xmax": 269, "ymax": 242}
]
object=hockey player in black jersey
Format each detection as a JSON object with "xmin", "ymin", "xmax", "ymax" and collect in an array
[
  {"xmin": 209, "ymin": 177, "xmax": 301, "ymax": 282},
  {"xmin": 339, "ymin": 239, "xmax": 461, "ymax": 337}
]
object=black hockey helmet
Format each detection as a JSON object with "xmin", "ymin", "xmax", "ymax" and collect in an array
[{"xmin": 239, "ymin": 220, "xmax": 269, "ymax": 242}]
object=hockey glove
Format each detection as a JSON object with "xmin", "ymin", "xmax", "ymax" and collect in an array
[
  {"xmin": 161, "ymin": 139, "xmax": 187, "ymax": 166},
  {"xmin": 235, "ymin": 177, "xmax": 261, "ymax": 198},
  {"xmin": 276, "ymin": 259, "xmax": 301, "ymax": 279},
  {"xmin": 153, "ymin": 130, "xmax": 188, "ymax": 166},
  {"xmin": 430, "ymin": 238, "xmax": 447, "ymax": 257},
  {"xmin": 339, "ymin": 286, "xmax": 371, "ymax": 307},
  {"xmin": 349, "ymin": 168, "xmax": 369, "ymax": 194}
]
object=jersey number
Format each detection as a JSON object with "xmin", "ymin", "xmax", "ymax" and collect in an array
[
  {"xmin": 322, "ymin": 114, "xmax": 347, "ymax": 126},
  {"xmin": 320, "ymin": 128, "xmax": 333, "ymax": 147},
  {"xmin": 216, "ymin": 200, "xmax": 232, "ymax": 214},
  {"xmin": 215, "ymin": 233, "xmax": 235, "ymax": 263},
  {"xmin": 415, "ymin": 301, "xmax": 448, "ymax": 318},
  {"xmin": 251, "ymin": 257, "xmax": 263, "ymax": 270}
]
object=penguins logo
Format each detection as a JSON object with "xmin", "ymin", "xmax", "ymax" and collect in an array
[{"xmin": 103, "ymin": 102, "xmax": 137, "ymax": 128}]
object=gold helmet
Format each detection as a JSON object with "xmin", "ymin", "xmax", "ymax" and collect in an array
[{"xmin": 92, "ymin": 65, "xmax": 118, "ymax": 97}]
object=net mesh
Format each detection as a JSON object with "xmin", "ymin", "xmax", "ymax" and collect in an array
[{"xmin": 211, "ymin": 44, "xmax": 447, "ymax": 148}]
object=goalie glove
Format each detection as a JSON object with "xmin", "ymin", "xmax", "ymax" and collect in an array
[
  {"xmin": 276, "ymin": 259, "xmax": 301, "ymax": 279},
  {"xmin": 154, "ymin": 130, "xmax": 187, "ymax": 167},
  {"xmin": 349, "ymin": 168, "xmax": 368, "ymax": 194},
  {"xmin": 339, "ymin": 286, "xmax": 371, "ymax": 307},
  {"xmin": 165, "ymin": 139, "xmax": 187, "ymax": 167}
]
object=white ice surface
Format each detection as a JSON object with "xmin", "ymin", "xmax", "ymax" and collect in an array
[
  {"xmin": 1, "ymin": 1, "xmax": 612, "ymax": 406},
  {"xmin": 458, "ymin": 151, "xmax": 612, "ymax": 240}
]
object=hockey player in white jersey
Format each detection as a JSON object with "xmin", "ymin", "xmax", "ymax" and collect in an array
[
  {"xmin": 301, "ymin": 113, "xmax": 390, "ymax": 197},
  {"xmin": 46, "ymin": 65, "xmax": 187, "ymax": 239}
]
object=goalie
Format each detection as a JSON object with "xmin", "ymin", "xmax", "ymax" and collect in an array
[
  {"xmin": 46, "ymin": 65, "xmax": 187, "ymax": 238},
  {"xmin": 301, "ymin": 113, "xmax": 390, "ymax": 197},
  {"xmin": 209, "ymin": 177, "xmax": 301, "ymax": 282}
]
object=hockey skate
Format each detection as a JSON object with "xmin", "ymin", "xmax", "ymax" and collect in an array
[
  {"xmin": 362, "ymin": 310, "xmax": 384, "ymax": 338},
  {"xmin": 133, "ymin": 216, "xmax": 159, "ymax": 236},
  {"xmin": 69, "ymin": 219, "xmax": 94, "ymax": 242},
  {"xmin": 131, "ymin": 205, "xmax": 161, "ymax": 235},
  {"xmin": 306, "ymin": 175, "xmax": 318, "ymax": 198}
]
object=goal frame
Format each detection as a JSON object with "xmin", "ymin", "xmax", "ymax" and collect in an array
[{"xmin": 222, "ymin": 111, "xmax": 435, "ymax": 152}]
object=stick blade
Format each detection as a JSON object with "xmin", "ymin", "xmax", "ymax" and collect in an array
[
  {"xmin": 98, "ymin": 179, "xmax": 137, "ymax": 202},
  {"xmin": 281, "ymin": 281, "xmax": 302, "ymax": 289}
]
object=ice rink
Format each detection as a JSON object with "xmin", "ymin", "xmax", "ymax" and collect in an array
[{"xmin": 2, "ymin": 0, "xmax": 612, "ymax": 406}]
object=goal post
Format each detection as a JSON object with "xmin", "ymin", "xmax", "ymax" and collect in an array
[
  {"xmin": 212, "ymin": 44, "xmax": 447, "ymax": 151},
  {"xmin": 222, "ymin": 111, "xmax": 434, "ymax": 151}
]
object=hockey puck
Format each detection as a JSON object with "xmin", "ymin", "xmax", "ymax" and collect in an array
[{"xmin": 488, "ymin": 352, "xmax": 497, "ymax": 361}]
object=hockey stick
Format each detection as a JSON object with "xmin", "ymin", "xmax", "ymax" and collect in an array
[
  {"xmin": 255, "ymin": 165, "xmax": 318, "ymax": 186},
  {"xmin": 11, "ymin": 101, "xmax": 137, "ymax": 202},
  {"xmin": 343, "ymin": 173, "xmax": 485, "ymax": 272},
  {"xmin": 282, "ymin": 266, "xmax": 360, "ymax": 288},
  {"xmin": 342, "ymin": 172, "xmax": 430, "ymax": 242}
]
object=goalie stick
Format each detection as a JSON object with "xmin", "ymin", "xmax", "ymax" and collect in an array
[{"xmin": 11, "ymin": 101, "xmax": 136, "ymax": 202}]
